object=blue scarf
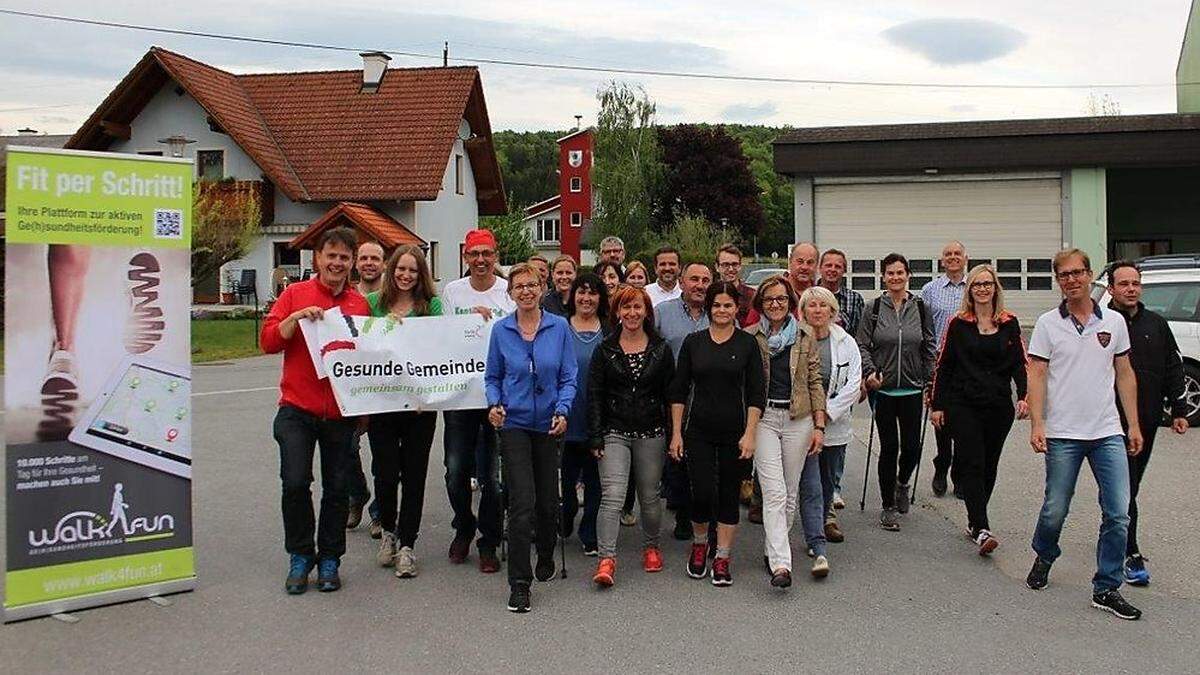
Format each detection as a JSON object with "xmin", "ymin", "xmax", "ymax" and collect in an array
[{"xmin": 760, "ymin": 314, "xmax": 798, "ymax": 356}]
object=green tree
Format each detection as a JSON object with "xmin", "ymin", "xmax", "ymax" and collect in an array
[
  {"xmin": 591, "ymin": 82, "xmax": 664, "ymax": 252},
  {"xmin": 636, "ymin": 211, "xmax": 737, "ymax": 267},
  {"xmin": 492, "ymin": 130, "xmax": 563, "ymax": 209},
  {"xmin": 192, "ymin": 180, "xmax": 261, "ymax": 288},
  {"xmin": 481, "ymin": 211, "xmax": 534, "ymax": 265}
]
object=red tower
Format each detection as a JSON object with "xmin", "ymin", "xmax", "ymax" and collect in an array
[{"xmin": 556, "ymin": 128, "xmax": 592, "ymax": 260}]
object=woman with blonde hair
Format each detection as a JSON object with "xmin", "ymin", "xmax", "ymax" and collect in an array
[
  {"xmin": 624, "ymin": 261, "xmax": 649, "ymax": 289},
  {"xmin": 930, "ymin": 264, "xmax": 1029, "ymax": 556},
  {"xmin": 366, "ymin": 244, "xmax": 442, "ymax": 578}
]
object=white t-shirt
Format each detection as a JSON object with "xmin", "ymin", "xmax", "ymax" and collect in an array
[
  {"xmin": 441, "ymin": 275, "xmax": 516, "ymax": 318},
  {"xmin": 645, "ymin": 281, "xmax": 682, "ymax": 307},
  {"xmin": 1028, "ymin": 301, "xmax": 1131, "ymax": 440}
]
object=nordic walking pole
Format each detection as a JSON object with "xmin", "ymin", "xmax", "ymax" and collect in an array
[
  {"xmin": 859, "ymin": 397, "xmax": 877, "ymax": 512},
  {"xmin": 493, "ymin": 427, "xmax": 508, "ymax": 563},
  {"xmin": 910, "ymin": 399, "xmax": 930, "ymax": 504},
  {"xmin": 556, "ymin": 439, "xmax": 568, "ymax": 580}
]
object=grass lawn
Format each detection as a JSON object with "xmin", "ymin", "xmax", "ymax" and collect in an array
[{"xmin": 0, "ymin": 320, "xmax": 261, "ymax": 372}]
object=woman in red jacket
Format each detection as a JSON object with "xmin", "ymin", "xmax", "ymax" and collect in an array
[{"xmin": 930, "ymin": 264, "xmax": 1029, "ymax": 556}]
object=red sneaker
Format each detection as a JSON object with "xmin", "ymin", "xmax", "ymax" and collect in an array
[
  {"xmin": 711, "ymin": 557, "xmax": 732, "ymax": 586},
  {"xmin": 686, "ymin": 543, "xmax": 708, "ymax": 578},
  {"xmin": 593, "ymin": 557, "xmax": 616, "ymax": 587},
  {"xmin": 643, "ymin": 547, "xmax": 663, "ymax": 573},
  {"xmin": 478, "ymin": 549, "xmax": 500, "ymax": 574}
]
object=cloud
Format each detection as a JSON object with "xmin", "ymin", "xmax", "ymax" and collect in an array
[
  {"xmin": 882, "ymin": 18, "xmax": 1027, "ymax": 65},
  {"xmin": 722, "ymin": 101, "xmax": 777, "ymax": 123}
]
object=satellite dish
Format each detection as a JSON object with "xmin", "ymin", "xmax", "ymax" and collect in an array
[{"xmin": 458, "ymin": 119, "xmax": 472, "ymax": 141}]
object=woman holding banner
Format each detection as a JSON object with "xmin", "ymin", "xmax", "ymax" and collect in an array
[
  {"xmin": 485, "ymin": 263, "xmax": 578, "ymax": 613},
  {"xmin": 365, "ymin": 244, "xmax": 441, "ymax": 579}
]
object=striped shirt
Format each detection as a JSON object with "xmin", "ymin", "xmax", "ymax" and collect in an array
[
  {"xmin": 920, "ymin": 274, "xmax": 967, "ymax": 349},
  {"xmin": 822, "ymin": 281, "xmax": 865, "ymax": 337}
]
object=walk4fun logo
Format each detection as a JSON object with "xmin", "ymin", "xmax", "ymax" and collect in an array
[{"xmin": 27, "ymin": 482, "xmax": 175, "ymax": 554}]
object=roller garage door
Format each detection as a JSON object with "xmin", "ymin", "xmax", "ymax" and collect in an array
[{"xmin": 814, "ymin": 175, "xmax": 1063, "ymax": 322}]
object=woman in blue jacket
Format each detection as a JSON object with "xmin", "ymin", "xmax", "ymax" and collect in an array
[{"xmin": 485, "ymin": 263, "xmax": 578, "ymax": 614}]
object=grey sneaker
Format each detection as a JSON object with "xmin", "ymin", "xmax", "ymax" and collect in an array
[
  {"xmin": 394, "ymin": 546, "xmax": 418, "ymax": 578},
  {"xmin": 811, "ymin": 555, "xmax": 830, "ymax": 578},
  {"xmin": 880, "ymin": 508, "xmax": 901, "ymax": 531},
  {"xmin": 895, "ymin": 483, "xmax": 911, "ymax": 514},
  {"xmin": 376, "ymin": 532, "xmax": 396, "ymax": 567}
]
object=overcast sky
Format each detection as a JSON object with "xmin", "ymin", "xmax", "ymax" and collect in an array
[{"xmin": 0, "ymin": 0, "xmax": 1194, "ymax": 135}]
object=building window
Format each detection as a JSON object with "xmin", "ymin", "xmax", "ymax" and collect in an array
[
  {"xmin": 1112, "ymin": 239, "xmax": 1170, "ymax": 260},
  {"xmin": 570, "ymin": 212, "xmax": 582, "ymax": 227},
  {"xmin": 909, "ymin": 259, "xmax": 933, "ymax": 274},
  {"xmin": 429, "ymin": 241, "xmax": 440, "ymax": 281},
  {"xmin": 999, "ymin": 276, "xmax": 1022, "ymax": 291},
  {"xmin": 909, "ymin": 276, "xmax": 932, "ymax": 290},
  {"xmin": 196, "ymin": 150, "xmax": 224, "ymax": 180},
  {"xmin": 851, "ymin": 259, "xmax": 875, "ymax": 274},
  {"xmin": 968, "ymin": 258, "xmax": 992, "ymax": 269},
  {"xmin": 997, "ymin": 259, "xmax": 1022, "ymax": 273},
  {"xmin": 536, "ymin": 218, "xmax": 561, "ymax": 243},
  {"xmin": 1027, "ymin": 258, "xmax": 1052, "ymax": 273},
  {"xmin": 455, "ymin": 155, "xmax": 464, "ymax": 195},
  {"xmin": 1026, "ymin": 276, "xmax": 1053, "ymax": 290},
  {"xmin": 851, "ymin": 276, "xmax": 875, "ymax": 291},
  {"xmin": 569, "ymin": 176, "xmax": 582, "ymax": 193}
]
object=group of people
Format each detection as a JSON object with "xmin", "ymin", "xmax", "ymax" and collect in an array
[{"xmin": 261, "ymin": 227, "xmax": 1189, "ymax": 620}]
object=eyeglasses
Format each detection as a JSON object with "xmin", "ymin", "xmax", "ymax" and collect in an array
[
  {"xmin": 464, "ymin": 250, "xmax": 496, "ymax": 259},
  {"xmin": 762, "ymin": 296, "xmax": 790, "ymax": 306},
  {"xmin": 511, "ymin": 283, "xmax": 541, "ymax": 293},
  {"xmin": 1055, "ymin": 268, "xmax": 1089, "ymax": 281},
  {"xmin": 717, "ymin": 261, "xmax": 741, "ymax": 269},
  {"xmin": 970, "ymin": 281, "xmax": 996, "ymax": 289}
]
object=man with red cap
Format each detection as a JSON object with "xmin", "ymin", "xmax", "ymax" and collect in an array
[{"xmin": 440, "ymin": 229, "xmax": 516, "ymax": 573}]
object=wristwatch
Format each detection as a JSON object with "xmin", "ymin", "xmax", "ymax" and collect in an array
[{"xmin": 814, "ymin": 425, "xmax": 826, "ymax": 432}]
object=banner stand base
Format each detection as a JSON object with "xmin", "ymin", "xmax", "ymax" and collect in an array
[
  {"xmin": 51, "ymin": 613, "xmax": 81, "ymax": 624},
  {"xmin": 147, "ymin": 595, "xmax": 173, "ymax": 607},
  {"xmin": 5, "ymin": 577, "xmax": 196, "ymax": 623}
]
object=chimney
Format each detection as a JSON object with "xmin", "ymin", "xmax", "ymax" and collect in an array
[
  {"xmin": 360, "ymin": 52, "xmax": 391, "ymax": 93},
  {"xmin": 17, "ymin": 127, "xmax": 38, "ymax": 136},
  {"xmin": 574, "ymin": 115, "xmax": 583, "ymax": 130}
]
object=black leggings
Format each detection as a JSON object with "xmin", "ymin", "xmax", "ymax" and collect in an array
[
  {"xmin": 875, "ymin": 393, "xmax": 923, "ymax": 509},
  {"xmin": 1126, "ymin": 421, "xmax": 1159, "ymax": 557},
  {"xmin": 685, "ymin": 434, "xmax": 749, "ymax": 526},
  {"xmin": 499, "ymin": 429, "xmax": 561, "ymax": 587},
  {"xmin": 947, "ymin": 403, "xmax": 1014, "ymax": 532},
  {"xmin": 367, "ymin": 411, "xmax": 437, "ymax": 547}
]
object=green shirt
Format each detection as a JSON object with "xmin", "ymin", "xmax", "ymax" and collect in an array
[{"xmin": 366, "ymin": 291, "xmax": 443, "ymax": 318}]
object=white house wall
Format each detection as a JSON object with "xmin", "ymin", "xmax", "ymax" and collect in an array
[{"xmin": 414, "ymin": 134, "xmax": 478, "ymax": 288}]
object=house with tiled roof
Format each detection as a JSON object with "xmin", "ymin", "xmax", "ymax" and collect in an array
[{"xmin": 67, "ymin": 47, "xmax": 506, "ymax": 302}]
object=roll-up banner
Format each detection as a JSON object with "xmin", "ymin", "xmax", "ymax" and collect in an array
[{"xmin": 4, "ymin": 147, "xmax": 195, "ymax": 621}]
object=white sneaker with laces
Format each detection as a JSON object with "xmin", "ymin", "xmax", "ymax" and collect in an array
[
  {"xmin": 376, "ymin": 532, "xmax": 396, "ymax": 567},
  {"xmin": 394, "ymin": 546, "xmax": 418, "ymax": 578},
  {"xmin": 811, "ymin": 555, "xmax": 830, "ymax": 578}
]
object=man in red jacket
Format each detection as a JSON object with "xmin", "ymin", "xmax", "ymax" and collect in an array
[{"xmin": 261, "ymin": 227, "xmax": 370, "ymax": 594}]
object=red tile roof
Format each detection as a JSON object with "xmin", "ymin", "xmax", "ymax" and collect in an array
[
  {"xmin": 67, "ymin": 47, "xmax": 505, "ymax": 213},
  {"xmin": 290, "ymin": 202, "xmax": 425, "ymax": 250}
]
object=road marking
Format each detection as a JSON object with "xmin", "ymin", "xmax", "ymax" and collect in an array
[{"xmin": 192, "ymin": 386, "xmax": 276, "ymax": 397}]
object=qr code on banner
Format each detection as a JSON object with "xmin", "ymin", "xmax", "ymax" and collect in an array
[{"xmin": 154, "ymin": 209, "xmax": 183, "ymax": 239}]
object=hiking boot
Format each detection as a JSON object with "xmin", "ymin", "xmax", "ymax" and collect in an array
[
  {"xmin": 479, "ymin": 549, "xmax": 501, "ymax": 574},
  {"xmin": 880, "ymin": 508, "xmax": 901, "ymax": 532},
  {"xmin": 1124, "ymin": 554, "xmax": 1150, "ymax": 586},
  {"xmin": 747, "ymin": 504, "xmax": 763, "ymax": 524},
  {"xmin": 376, "ymin": 532, "xmax": 396, "ymax": 567},
  {"xmin": 448, "ymin": 533, "xmax": 471, "ymax": 564},
  {"xmin": 673, "ymin": 515, "xmax": 692, "ymax": 541},
  {"xmin": 284, "ymin": 554, "xmax": 315, "ymax": 595},
  {"xmin": 811, "ymin": 555, "xmax": 830, "ymax": 578},
  {"xmin": 931, "ymin": 473, "xmax": 947, "ymax": 497},
  {"xmin": 770, "ymin": 568, "xmax": 792, "ymax": 588},
  {"xmin": 394, "ymin": 546, "xmax": 418, "ymax": 578},
  {"xmin": 710, "ymin": 557, "xmax": 733, "ymax": 586},
  {"xmin": 316, "ymin": 557, "xmax": 341, "ymax": 592},
  {"xmin": 1026, "ymin": 557, "xmax": 1052, "ymax": 590},
  {"xmin": 620, "ymin": 510, "xmax": 637, "ymax": 527},
  {"xmin": 894, "ymin": 483, "xmax": 911, "ymax": 514},
  {"xmin": 582, "ymin": 542, "xmax": 598, "ymax": 557},
  {"xmin": 507, "ymin": 584, "xmax": 531, "ymax": 613},
  {"xmin": 346, "ymin": 501, "xmax": 364, "ymax": 530},
  {"xmin": 1092, "ymin": 589, "xmax": 1142, "ymax": 620},
  {"xmin": 643, "ymin": 547, "xmax": 663, "ymax": 573},
  {"xmin": 593, "ymin": 557, "xmax": 616, "ymax": 587},
  {"xmin": 368, "ymin": 518, "xmax": 383, "ymax": 539},
  {"xmin": 832, "ymin": 492, "xmax": 845, "ymax": 510},
  {"xmin": 974, "ymin": 529, "xmax": 999, "ymax": 556},
  {"xmin": 535, "ymin": 555, "xmax": 556, "ymax": 582},
  {"xmin": 687, "ymin": 543, "xmax": 709, "ymax": 579},
  {"xmin": 824, "ymin": 520, "xmax": 845, "ymax": 543}
]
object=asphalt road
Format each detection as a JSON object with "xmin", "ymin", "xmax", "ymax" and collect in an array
[{"xmin": 2, "ymin": 354, "xmax": 1199, "ymax": 673}]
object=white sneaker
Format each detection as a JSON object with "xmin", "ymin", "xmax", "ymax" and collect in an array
[
  {"xmin": 394, "ymin": 546, "xmax": 418, "ymax": 578},
  {"xmin": 811, "ymin": 555, "xmax": 830, "ymax": 578},
  {"xmin": 832, "ymin": 492, "xmax": 845, "ymax": 510},
  {"xmin": 376, "ymin": 532, "xmax": 396, "ymax": 567}
]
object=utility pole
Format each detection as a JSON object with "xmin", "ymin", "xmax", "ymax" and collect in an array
[{"xmin": 443, "ymin": 42, "xmax": 449, "ymax": 67}]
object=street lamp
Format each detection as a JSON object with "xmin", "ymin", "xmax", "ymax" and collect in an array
[{"xmin": 157, "ymin": 135, "xmax": 196, "ymax": 158}]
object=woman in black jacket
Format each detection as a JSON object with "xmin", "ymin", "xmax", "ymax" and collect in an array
[
  {"xmin": 931, "ymin": 264, "xmax": 1029, "ymax": 556},
  {"xmin": 587, "ymin": 286, "xmax": 675, "ymax": 587}
]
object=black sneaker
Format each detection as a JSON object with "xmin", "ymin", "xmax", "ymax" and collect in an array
[
  {"xmin": 507, "ymin": 584, "xmax": 531, "ymax": 613},
  {"xmin": 770, "ymin": 568, "xmax": 792, "ymax": 588},
  {"xmin": 894, "ymin": 483, "xmax": 910, "ymax": 514},
  {"xmin": 687, "ymin": 543, "xmax": 708, "ymax": 579},
  {"xmin": 931, "ymin": 473, "xmax": 948, "ymax": 497},
  {"xmin": 535, "ymin": 555, "xmax": 556, "ymax": 582},
  {"xmin": 1026, "ymin": 557, "xmax": 1052, "ymax": 590},
  {"xmin": 582, "ymin": 542, "xmax": 598, "ymax": 557},
  {"xmin": 1092, "ymin": 589, "xmax": 1142, "ymax": 620}
]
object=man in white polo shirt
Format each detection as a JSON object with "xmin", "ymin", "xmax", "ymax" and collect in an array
[{"xmin": 1025, "ymin": 248, "xmax": 1144, "ymax": 621}]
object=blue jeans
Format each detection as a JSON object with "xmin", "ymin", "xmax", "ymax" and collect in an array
[
  {"xmin": 819, "ymin": 444, "xmax": 847, "ymax": 517},
  {"xmin": 443, "ymin": 409, "xmax": 501, "ymax": 551},
  {"xmin": 1031, "ymin": 435, "xmax": 1131, "ymax": 593}
]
